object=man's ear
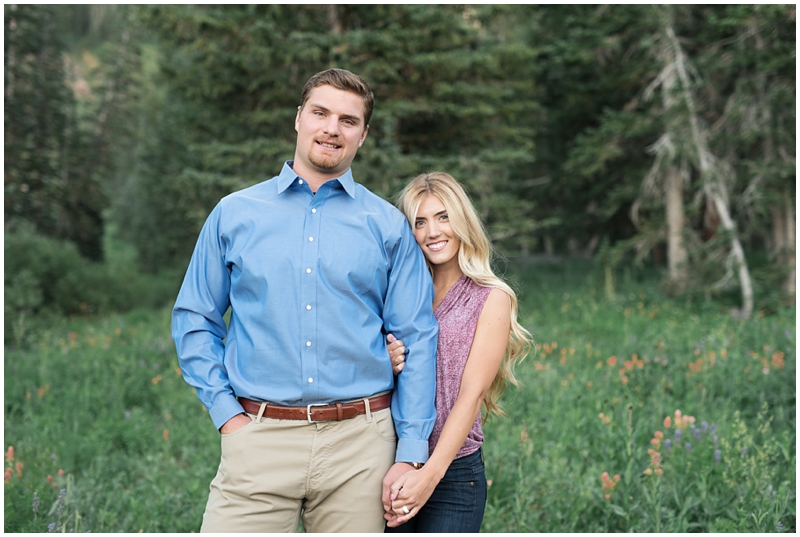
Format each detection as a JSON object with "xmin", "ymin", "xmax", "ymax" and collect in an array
[
  {"xmin": 359, "ymin": 124, "xmax": 369, "ymax": 147},
  {"xmin": 295, "ymin": 105, "xmax": 301, "ymax": 132}
]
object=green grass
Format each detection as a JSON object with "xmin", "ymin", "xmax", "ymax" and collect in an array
[{"xmin": 3, "ymin": 260, "xmax": 795, "ymax": 532}]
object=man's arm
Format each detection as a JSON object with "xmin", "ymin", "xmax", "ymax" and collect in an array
[
  {"xmin": 382, "ymin": 221, "xmax": 438, "ymax": 464},
  {"xmin": 172, "ymin": 203, "xmax": 244, "ymax": 430}
]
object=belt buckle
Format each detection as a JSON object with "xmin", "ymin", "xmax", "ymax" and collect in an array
[{"xmin": 306, "ymin": 403, "xmax": 328, "ymax": 423}]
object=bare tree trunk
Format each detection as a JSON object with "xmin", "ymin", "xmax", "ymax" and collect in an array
[
  {"xmin": 665, "ymin": 162, "xmax": 687, "ymax": 291},
  {"xmin": 663, "ymin": 11, "xmax": 754, "ymax": 318},
  {"xmin": 782, "ymin": 192, "xmax": 796, "ymax": 299}
]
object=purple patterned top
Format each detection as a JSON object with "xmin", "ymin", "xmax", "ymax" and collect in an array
[{"xmin": 429, "ymin": 274, "xmax": 493, "ymax": 459}]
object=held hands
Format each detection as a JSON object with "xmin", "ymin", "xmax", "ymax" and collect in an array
[
  {"xmin": 387, "ymin": 334, "xmax": 407, "ymax": 374},
  {"xmin": 384, "ymin": 465, "xmax": 440, "ymax": 527}
]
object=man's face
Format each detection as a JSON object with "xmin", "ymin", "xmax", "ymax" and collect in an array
[{"xmin": 294, "ymin": 85, "xmax": 369, "ymax": 179}]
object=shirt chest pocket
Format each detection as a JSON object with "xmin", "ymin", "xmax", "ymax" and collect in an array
[{"xmin": 319, "ymin": 229, "xmax": 383, "ymax": 295}]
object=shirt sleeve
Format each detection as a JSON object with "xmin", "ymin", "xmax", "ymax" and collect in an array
[
  {"xmin": 383, "ymin": 220, "xmax": 438, "ymax": 463},
  {"xmin": 171, "ymin": 203, "xmax": 244, "ymax": 430}
]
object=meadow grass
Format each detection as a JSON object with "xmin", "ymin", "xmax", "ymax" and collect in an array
[{"xmin": 3, "ymin": 260, "xmax": 795, "ymax": 532}]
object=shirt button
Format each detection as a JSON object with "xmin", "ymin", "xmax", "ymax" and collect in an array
[
  {"xmin": 306, "ymin": 268, "xmax": 312, "ymax": 274},
  {"xmin": 298, "ymin": 179, "xmax": 304, "ymax": 185},
  {"xmin": 308, "ymin": 236, "xmax": 314, "ymax": 242},
  {"xmin": 306, "ymin": 341, "xmax": 312, "ymax": 347},
  {"xmin": 306, "ymin": 305, "xmax": 312, "ymax": 310},
  {"xmin": 312, "ymin": 208, "xmax": 317, "ymax": 214},
  {"xmin": 308, "ymin": 377, "xmax": 313, "ymax": 383}
]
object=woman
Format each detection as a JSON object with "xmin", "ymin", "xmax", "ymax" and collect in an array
[{"xmin": 384, "ymin": 172, "xmax": 532, "ymax": 532}]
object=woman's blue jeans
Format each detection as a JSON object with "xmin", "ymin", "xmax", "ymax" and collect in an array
[{"xmin": 385, "ymin": 448, "xmax": 487, "ymax": 533}]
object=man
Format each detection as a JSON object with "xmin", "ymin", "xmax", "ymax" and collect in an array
[{"xmin": 172, "ymin": 68, "xmax": 438, "ymax": 532}]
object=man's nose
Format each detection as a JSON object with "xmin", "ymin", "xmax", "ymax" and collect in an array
[{"xmin": 323, "ymin": 116, "xmax": 340, "ymax": 135}]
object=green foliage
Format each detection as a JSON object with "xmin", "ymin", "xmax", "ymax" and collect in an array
[
  {"xmin": 3, "ymin": 261, "xmax": 794, "ymax": 532},
  {"xmin": 3, "ymin": 232, "xmax": 181, "ymax": 347},
  {"xmin": 480, "ymin": 259, "xmax": 795, "ymax": 532},
  {"xmin": 4, "ymin": 4, "xmax": 109, "ymax": 260}
]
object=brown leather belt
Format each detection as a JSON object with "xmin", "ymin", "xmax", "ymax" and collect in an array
[{"xmin": 238, "ymin": 393, "xmax": 392, "ymax": 423}]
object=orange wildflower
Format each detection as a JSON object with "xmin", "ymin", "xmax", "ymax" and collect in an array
[
  {"xmin": 607, "ymin": 356, "xmax": 618, "ymax": 367},
  {"xmin": 663, "ymin": 416, "xmax": 672, "ymax": 428},
  {"xmin": 5, "ymin": 446, "xmax": 14, "ymax": 463}
]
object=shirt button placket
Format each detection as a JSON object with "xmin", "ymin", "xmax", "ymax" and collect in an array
[{"xmin": 301, "ymin": 196, "xmax": 321, "ymax": 400}]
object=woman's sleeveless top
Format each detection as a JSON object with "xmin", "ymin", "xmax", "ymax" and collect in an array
[{"xmin": 429, "ymin": 274, "xmax": 493, "ymax": 459}]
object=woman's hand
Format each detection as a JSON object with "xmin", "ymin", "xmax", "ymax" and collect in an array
[
  {"xmin": 387, "ymin": 334, "xmax": 406, "ymax": 374},
  {"xmin": 387, "ymin": 466, "xmax": 440, "ymax": 527}
]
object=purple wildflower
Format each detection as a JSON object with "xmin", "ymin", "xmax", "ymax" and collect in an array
[
  {"xmin": 685, "ymin": 442, "xmax": 691, "ymax": 453},
  {"xmin": 692, "ymin": 427, "xmax": 701, "ymax": 442},
  {"xmin": 664, "ymin": 439, "xmax": 672, "ymax": 454},
  {"xmin": 675, "ymin": 429, "xmax": 682, "ymax": 442},
  {"xmin": 714, "ymin": 449, "xmax": 721, "ymax": 465},
  {"xmin": 32, "ymin": 491, "xmax": 40, "ymax": 517},
  {"xmin": 701, "ymin": 421, "xmax": 708, "ymax": 433},
  {"xmin": 47, "ymin": 523, "xmax": 56, "ymax": 533}
]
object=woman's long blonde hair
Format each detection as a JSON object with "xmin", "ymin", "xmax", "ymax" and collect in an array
[{"xmin": 396, "ymin": 172, "xmax": 533, "ymax": 419}]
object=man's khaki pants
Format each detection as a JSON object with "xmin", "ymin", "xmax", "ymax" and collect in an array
[{"xmin": 200, "ymin": 405, "xmax": 397, "ymax": 533}]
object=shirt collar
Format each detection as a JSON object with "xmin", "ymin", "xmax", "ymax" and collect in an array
[{"xmin": 278, "ymin": 161, "xmax": 357, "ymax": 199}]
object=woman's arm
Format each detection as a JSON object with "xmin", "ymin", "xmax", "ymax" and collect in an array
[{"xmin": 387, "ymin": 288, "xmax": 511, "ymax": 526}]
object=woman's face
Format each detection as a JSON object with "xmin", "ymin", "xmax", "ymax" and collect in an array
[{"xmin": 412, "ymin": 194, "xmax": 461, "ymax": 269}]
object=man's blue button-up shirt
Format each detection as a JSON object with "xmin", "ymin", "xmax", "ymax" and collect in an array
[{"xmin": 172, "ymin": 162, "xmax": 438, "ymax": 463}]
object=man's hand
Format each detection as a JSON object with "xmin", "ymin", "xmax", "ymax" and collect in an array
[
  {"xmin": 382, "ymin": 462, "xmax": 414, "ymax": 526},
  {"xmin": 219, "ymin": 413, "xmax": 251, "ymax": 434}
]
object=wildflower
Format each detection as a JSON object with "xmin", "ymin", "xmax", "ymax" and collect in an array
[
  {"xmin": 48, "ymin": 523, "xmax": 56, "ymax": 533},
  {"xmin": 674, "ymin": 429, "xmax": 682, "ymax": 442},
  {"xmin": 701, "ymin": 421, "xmax": 708, "ymax": 433},
  {"xmin": 58, "ymin": 469, "xmax": 64, "ymax": 477},
  {"xmin": 604, "ymin": 493, "xmax": 611, "ymax": 500},
  {"xmin": 762, "ymin": 368, "xmax": 769, "ymax": 375},
  {"xmin": 47, "ymin": 475, "xmax": 54, "ymax": 483},
  {"xmin": 151, "ymin": 375, "xmax": 163, "ymax": 385},
  {"xmin": 4, "ymin": 469, "xmax": 12, "ymax": 484},
  {"xmin": 692, "ymin": 428, "xmax": 701, "ymax": 442},
  {"xmin": 776, "ymin": 521, "xmax": 783, "ymax": 532},
  {"xmin": 601, "ymin": 471, "xmax": 620, "ymax": 492},
  {"xmin": 655, "ymin": 468, "xmax": 663, "ymax": 476},
  {"xmin": 607, "ymin": 356, "xmax": 618, "ymax": 367},
  {"xmin": 650, "ymin": 438, "xmax": 660, "ymax": 447},
  {"xmin": 685, "ymin": 443, "xmax": 691, "ymax": 453},
  {"xmin": 654, "ymin": 431, "xmax": 663, "ymax": 439},
  {"xmin": 15, "ymin": 462, "xmax": 23, "ymax": 478},
  {"xmin": 664, "ymin": 439, "xmax": 671, "ymax": 454},
  {"xmin": 714, "ymin": 450, "xmax": 721, "ymax": 465},
  {"xmin": 5, "ymin": 446, "xmax": 14, "ymax": 463},
  {"xmin": 55, "ymin": 488, "xmax": 66, "ymax": 522},
  {"xmin": 643, "ymin": 468, "xmax": 653, "ymax": 475},
  {"xmin": 32, "ymin": 491, "xmax": 40, "ymax": 516},
  {"xmin": 741, "ymin": 446, "xmax": 747, "ymax": 457},
  {"xmin": 663, "ymin": 416, "xmax": 672, "ymax": 428},
  {"xmin": 163, "ymin": 429, "xmax": 170, "ymax": 441},
  {"xmin": 621, "ymin": 375, "xmax": 628, "ymax": 385}
]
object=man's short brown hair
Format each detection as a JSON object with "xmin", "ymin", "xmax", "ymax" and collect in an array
[{"xmin": 299, "ymin": 68, "xmax": 374, "ymax": 127}]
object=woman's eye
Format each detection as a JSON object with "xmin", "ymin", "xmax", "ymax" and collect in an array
[{"xmin": 415, "ymin": 221, "xmax": 425, "ymax": 228}]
